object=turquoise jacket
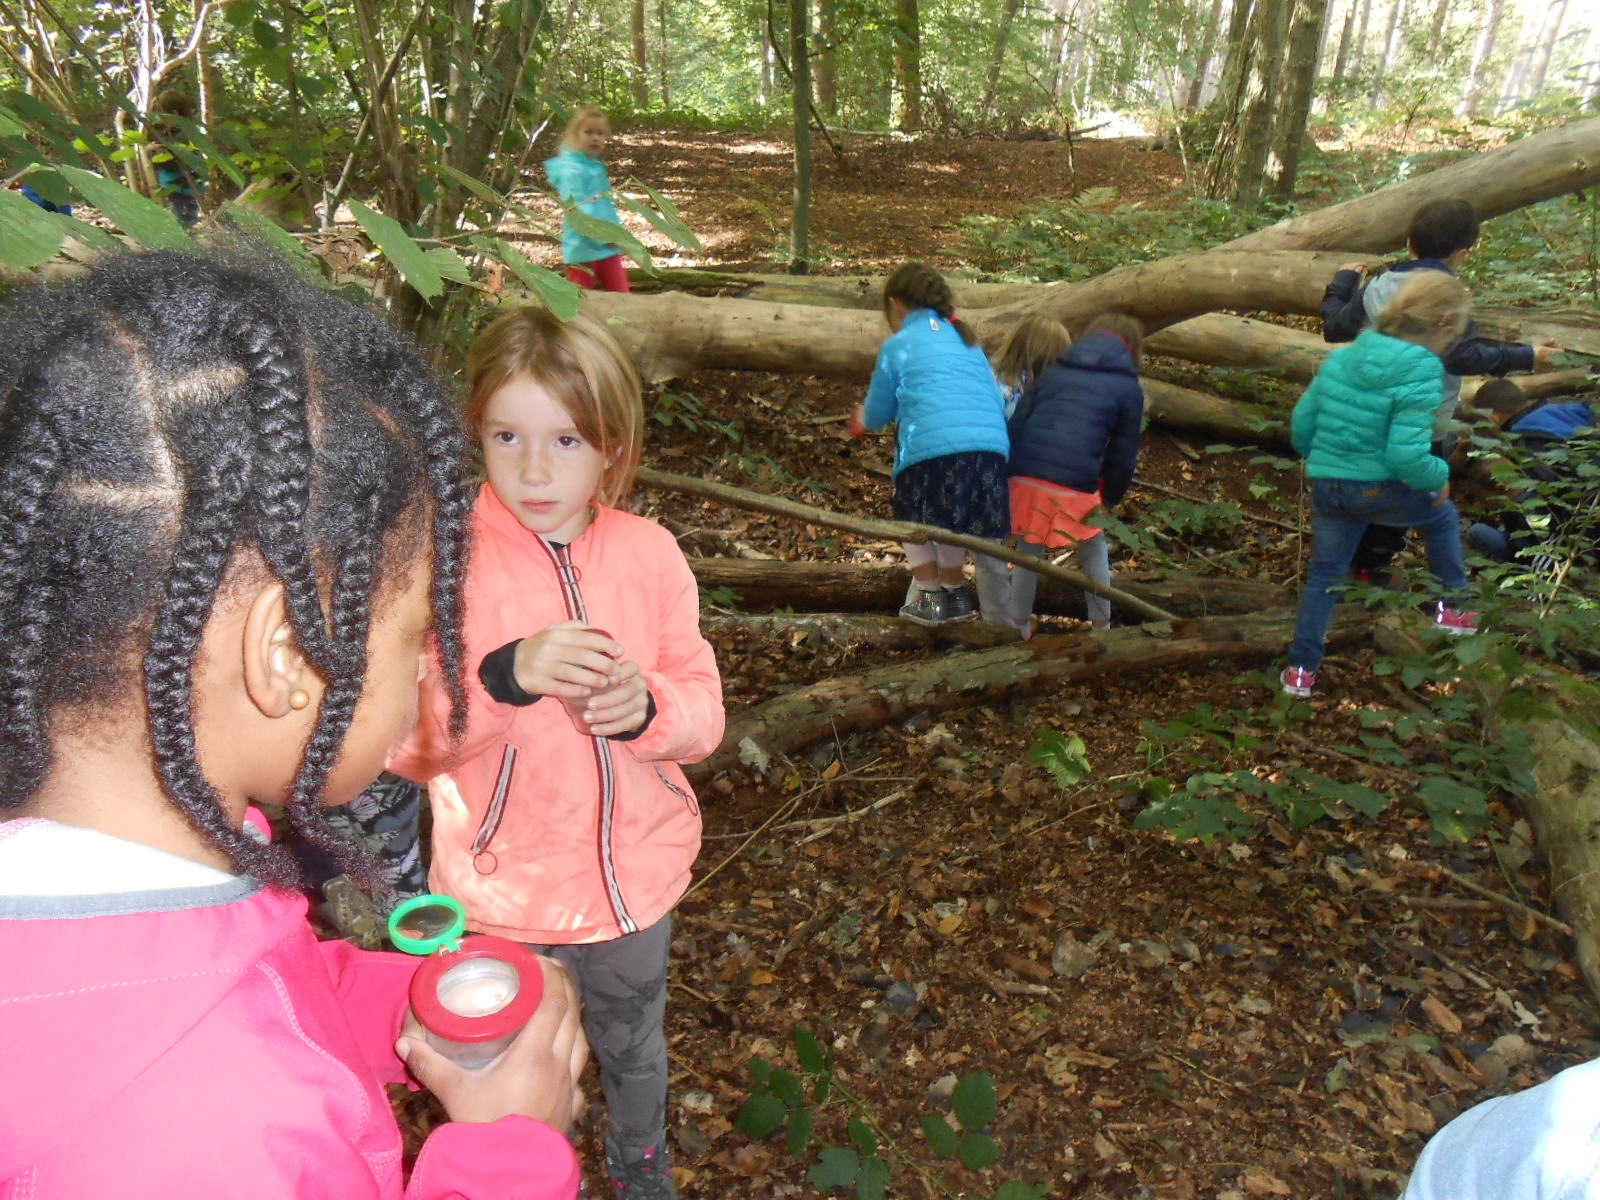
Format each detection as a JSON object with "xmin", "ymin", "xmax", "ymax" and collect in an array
[
  {"xmin": 1290, "ymin": 328, "xmax": 1448, "ymax": 494},
  {"xmin": 862, "ymin": 309, "xmax": 1008, "ymax": 476},
  {"xmin": 544, "ymin": 149, "xmax": 621, "ymax": 265}
]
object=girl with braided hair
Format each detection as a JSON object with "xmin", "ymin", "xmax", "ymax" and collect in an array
[
  {"xmin": 0, "ymin": 250, "xmax": 586, "ymax": 1200},
  {"xmin": 848, "ymin": 262, "xmax": 1011, "ymax": 625}
]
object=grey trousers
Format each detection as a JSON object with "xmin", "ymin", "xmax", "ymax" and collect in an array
[
  {"xmin": 973, "ymin": 537, "xmax": 1112, "ymax": 627},
  {"xmin": 530, "ymin": 912, "xmax": 672, "ymax": 1149}
]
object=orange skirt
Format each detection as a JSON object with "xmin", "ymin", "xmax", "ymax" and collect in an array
[{"xmin": 1009, "ymin": 476, "xmax": 1104, "ymax": 550}]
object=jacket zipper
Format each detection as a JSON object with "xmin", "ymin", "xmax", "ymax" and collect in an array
[
  {"xmin": 537, "ymin": 536, "xmax": 637, "ymax": 936},
  {"xmin": 470, "ymin": 745, "xmax": 517, "ymax": 875}
]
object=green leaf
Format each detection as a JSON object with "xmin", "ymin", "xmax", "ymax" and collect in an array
[
  {"xmin": 768, "ymin": 1067, "xmax": 805, "ymax": 1108},
  {"xmin": 58, "ymin": 166, "xmax": 188, "ymax": 249},
  {"xmin": 0, "ymin": 102, "xmax": 27, "ymax": 137},
  {"xmin": 348, "ymin": 199, "xmax": 444, "ymax": 300},
  {"xmin": 784, "ymin": 1103, "xmax": 813, "ymax": 1156},
  {"xmin": 215, "ymin": 201, "xmax": 320, "ymax": 277},
  {"xmin": 492, "ymin": 239, "xmax": 582, "ymax": 320},
  {"xmin": 807, "ymin": 1147, "xmax": 859, "ymax": 1191},
  {"xmin": 424, "ymin": 246, "xmax": 473, "ymax": 285},
  {"xmin": 735, "ymin": 1092, "xmax": 786, "ymax": 1139},
  {"xmin": 856, "ymin": 1154, "xmax": 889, "ymax": 1200},
  {"xmin": 745, "ymin": 1058, "xmax": 773, "ymax": 1084},
  {"xmin": 995, "ymin": 1183, "xmax": 1050, "ymax": 1200},
  {"xmin": 957, "ymin": 1131, "xmax": 1001, "ymax": 1170},
  {"xmin": 919, "ymin": 1113, "xmax": 960, "ymax": 1157},
  {"xmin": 162, "ymin": 114, "xmax": 247, "ymax": 187},
  {"xmin": 616, "ymin": 190, "xmax": 704, "ymax": 254},
  {"xmin": 845, "ymin": 1116, "xmax": 877, "ymax": 1156},
  {"xmin": 565, "ymin": 209, "xmax": 650, "ymax": 267},
  {"xmin": 952, "ymin": 1071, "xmax": 997, "ymax": 1130},
  {"xmin": 438, "ymin": 163, "xmax": 509, "ymax": 209},
  {"xmin": 0, "ymin": 189, "xmax": 66, "ymax": 271},
  {"xmin": 794, "ymin": 1027, "xmax": 827, "ymax": 1074},
  {"xmin": 58, "ymin": 214, "xmax": 127, "ymax": 256}
]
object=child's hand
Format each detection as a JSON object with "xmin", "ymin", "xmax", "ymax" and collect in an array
[
  {"xmin": 847, "ymin": 407, "xmax": 867, "ymax": 440},
  {"xmin": 1337, "ymin": 261, "xmax": 1368, "ymax": 273},
  {"xmin": 398, "ymin": 957, "xmax": 589, "ymax": 1133},
  {"xmin": 1532, "ymin": 339, "xmax": 1561, "ymax": 371},
  {"xmin": 513, "ymin": 621, "xmax": 621, "ymax": 700},
  {"xmin": 566, "ymin": 660, "xmax": 650, "ymax": 737}
]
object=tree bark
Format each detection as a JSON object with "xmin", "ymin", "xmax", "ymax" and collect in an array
[
  {"xmin": 980, "ymin": 0, "xmax": 1023, "ymax": 119},
  {"xmin": 1528, "ymin": 0, "xmax": 1570, "ymax": 97},
  {"xmin": 638, "ymin": 467, "xmax": 1183, "ymax": 620},
  {"xmin": 759, "ymin": 9, "xmax": 776, "ymax": 107},
  {"xmin": 688, "ymin": 607, "xmax": 1380, "ymax": 779},
  {"xmin": 1231, "ymin": 0, "xmax": 1293, "ymax": 203},
  {"xmin": 1331, "ymin": 1, "xmax": 1355, "ymax": 79},
  {"xmin": 890, "ymin": 0, "xmax": 921, "ymax": 131},
  {"xmin": 1519, "ymin": 716, "xmax": 1600, "ymax": 1002},
  {"xmin": 815, "ymin": 0, "xmax": 837, "ymax": 118},
  {"xmin": 630, "ymin": 0, "xmax": 650, "ymax": 109},
  {"xmin": 1426, "ymin": 0, "xmax": 1451, "ymax": 56},
  {"xmin": 1271, "ymin": 0, "xmax": 1331, "ymax": 201},
  {"xmin": 1368, "ymin": 0, "xmax": 1406, "ymax": 106},
  {"xmin": 1185, "ymin": 0, "xmax": 1229, "ymax": 107},
  {"xmin": 686, "ymin": 557, "xmax": 1293, "ymax": 618},
  {"xmin": 790, "ymin": 0, "xmax": 812, "ymax": 272}
]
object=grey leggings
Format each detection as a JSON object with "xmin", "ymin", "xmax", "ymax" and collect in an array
[
  {"xmin": 973, "ymin": 535, "xmax": 1112, "ymax": 627},
  {"xmin": 530, "ymin": 912, "xmax": 672, "ymax": 1149}
]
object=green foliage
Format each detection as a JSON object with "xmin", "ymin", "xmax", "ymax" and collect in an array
[
  {"xmin": 651, "ymin": 389, "xmax": 742, "ymax": 441},
  {"xmin": 738, "ymin": 1029, "xmax": 1048, "ymax": 1199},
  {"xmin": 1027, "ymin": 730, "xmax": 1092, "ymax": 788}
]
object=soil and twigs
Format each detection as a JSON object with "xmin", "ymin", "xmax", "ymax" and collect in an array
[{"xmin": 395, "ymin": 131, "xmax": 1598, "ymax": 1198}]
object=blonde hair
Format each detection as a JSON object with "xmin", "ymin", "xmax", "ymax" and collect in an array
[
  {"xmin": 993, "ymin": 315, "xmax": 1071, "ymax": 390},
  {"xmin": 1374, "ymin": 271, "xmax": 1470, "ymax": 345},
  {"xmin": 465, "ymin": 306, "xmax": 643, "ymax": 507},
  {"xmin": 1084, "ymin": 311, "xmax": 1146, "ymax": 365},
  {"xmin": 560, "ymin": 105, "xmax": 609, "ymax": 151}
]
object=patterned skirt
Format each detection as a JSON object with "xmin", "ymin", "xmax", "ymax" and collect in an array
[{"xmin": 892, "ymin": 451, "xmax": 1010, "ymax": 540}]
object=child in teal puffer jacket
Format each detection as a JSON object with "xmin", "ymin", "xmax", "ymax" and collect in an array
[
  {"xmin": 1282, "ymin": 271, "xmax": 1479, "ymax": 699},
  {"xmin": 544, "ymin": 106, "xmax": 630, "ymax": 293}
]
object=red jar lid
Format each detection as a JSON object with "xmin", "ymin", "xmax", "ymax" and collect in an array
[{"xmin": 409, "ymin": 935, "xmax": 543, "ymax": 1044}]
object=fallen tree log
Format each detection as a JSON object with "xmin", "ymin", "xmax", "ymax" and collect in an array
[
  {"xmin": 639, "ymin": 466, "xmax": 1182, "ymax": 621},
  {"xmin": 686, "ymin": 557, "xmax": 1292, "ymax": 618},
  {"xmin": 702, "ymin": 611, "xmax": 1025, "ymax": 650},
  {"xmin": 687, "ymin": 605, "xmax": 1378, "ymax": 779},
  {"xmin": 1521, "ymin": 716, "xmax": 1600, "ymax": 1003}
]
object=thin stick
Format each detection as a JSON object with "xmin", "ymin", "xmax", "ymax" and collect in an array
[
  {"xmin": 636, "ymin": 466, "xmax": 1179, "ymax": 622},
  {"xmin": 1440, "ymin": 865, "xmax": 1575, "ymax": 937}
]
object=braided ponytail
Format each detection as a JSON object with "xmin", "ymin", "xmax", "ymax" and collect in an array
[{"xmin": 882, "ymin": 262, "xmax": 977, "ymax": 347}]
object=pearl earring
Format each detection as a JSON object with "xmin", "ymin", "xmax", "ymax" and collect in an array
[{"xmin": 288, "ymin": 689, "xmax": 311, "ymax": 711}]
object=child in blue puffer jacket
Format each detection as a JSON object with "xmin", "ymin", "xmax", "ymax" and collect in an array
[
  {"xmin": 1282, "ymin": 271, "xmax": 1480, "ymax": 700},
  {"xmin": 544, "ymin": 106, "xmax": 630, "ymax": 293},
  {"xmin": 849, "ymin": 263, "xmax": 1010, "ymax": 626}
]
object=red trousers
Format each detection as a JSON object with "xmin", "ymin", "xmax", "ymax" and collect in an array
[{"xmin": 564, "ymin": 255, "xmax": 631, "ymax": 292}]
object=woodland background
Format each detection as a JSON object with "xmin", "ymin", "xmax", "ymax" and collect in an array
[{"xmin": 4, "ymin": 1, "xmax": 1600, "ymax": 1197}]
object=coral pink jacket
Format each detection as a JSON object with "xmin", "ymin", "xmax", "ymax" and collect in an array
[
  {"xmin": 390, "ymin": 489, "xmax": 723, "ymax": 945},
  {"xmin": 0, "ymin": 818, "xmax": 579, "ymax": 1200}
]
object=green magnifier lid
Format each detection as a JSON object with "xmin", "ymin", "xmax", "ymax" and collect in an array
[{"xmin": 388, "ymin": 894, "xmax": 467, "ymax": 955}]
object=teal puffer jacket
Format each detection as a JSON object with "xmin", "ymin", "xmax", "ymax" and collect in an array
[
  {"xmin": 1290, "ymin": 329, "xmax": 1448, "ymax": 494},
  {"xmin": 544, "ymin": 149, "xmax": 622, "ymax": 265},
  {"xmin": 861, "ymin": 309, "xmax": 1008, "ymax": 475}
]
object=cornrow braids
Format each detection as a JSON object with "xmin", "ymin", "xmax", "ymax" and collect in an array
[
  {"xmin": 0, "ymin": 248, "xmax": 473, "ymax": 886},
  {"xmin": 882, "ymin": 262, "xmax": 978, "ymax": 347}
]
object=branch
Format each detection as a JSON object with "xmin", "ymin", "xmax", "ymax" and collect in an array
[{"xmin": 636, "ymin": 466, "xmax": 1179, "ymax": 622}]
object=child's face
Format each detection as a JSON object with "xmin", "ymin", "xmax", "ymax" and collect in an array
[
  {"xmin": 326, "ymin": 554, "xmax": 432, "ymax": 806},
  {"xmin": 578, "ymin": 119, "xmax": 608, "ymax": 156},
  {"xmin": 481, "ymin": 373, "xmax": 607, "ymax": 544}
]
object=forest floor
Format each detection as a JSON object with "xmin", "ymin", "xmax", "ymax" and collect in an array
[{"xmin": 398, "ymin": 129, "xmax": 1600, "ymax": 1199}]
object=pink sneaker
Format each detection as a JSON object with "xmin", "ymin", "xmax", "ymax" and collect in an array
[
  {"xmin": 1435, "ymin": 603, "xmax": 1480, "ymax": 635},
  {"xmin": 1280, "ymin": 666, "xmax": 1317, "ymax": 698}
]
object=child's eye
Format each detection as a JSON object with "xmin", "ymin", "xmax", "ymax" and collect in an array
[
  {"xmin": 490, "ymin": 430, "xmax": 516, "ymax": 445},
  {"xmin": 556, "ymin": 434, "xmax": 584, "ymax": 449}
]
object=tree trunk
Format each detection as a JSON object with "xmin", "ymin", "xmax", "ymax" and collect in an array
[
  {"xmin": 1271, "ymin": 0, "xmax": 1331, "ymax": 201},
  {"xmin": 1426, "ymin": 0, "xmax": 1451, "ymax": 55},
  {"xmin": 1331, "ymin": 1, "xmax": 1355, "ymax": 79},
  {"xmin": 890, "ymin": 0, "xmax": 921, "ymax": 131},
  {"xmin": 980, "ymin": 0, "xmax": 1024, "ymax": 119},
  {"xmin": 1519, "ymin": 716, "xmax": 1600, "ymax": 1002},
  {"xmin": 759, "ymin": 9, "xmax": 776, "ymax": 107},
  {"xmin": 630, "ymin": 0, "xmax": 650, "ymax": 108},
  {"xmin": 1368, "ymin": 0, "xmax": 1406, "ymax": 106},
  {"xmin": 686, "ymin": 558, "xmax": 1293, "ymax": 618},
  {"xmin": 688, "ymin": 607, "xmax": 1380, "ymax": 779},
  {"xmin": 1350, "ymin": 0, "xmax": 1372, "ymax": 73},
  {"xmin": 815, "ymin": 0, "xmax": 837, "ymax": 118},
  {"xmin": 1528, "ymin": 0, "xmax": 1570, "ymax": 97},
  {"xmin": 1230, "ymin": 0, "xmax": 1293, "ymax": 204},
  {"xmin": 657, "ymin": 0, "xmax": 670, "ymax": 108},
  {"xmin": 1185, "ymin": 0, "xmax": 1229, "ymax": 107},
  {"xmin": 1459, "ymin": 0, "xmax": 1505, "ymax": 116},
  {"xmin": 790, "ymin": 0, "xmax": 812, "ymax": 272}
]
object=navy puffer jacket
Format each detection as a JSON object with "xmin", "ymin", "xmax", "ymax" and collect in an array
[{"xmin": 1006, "ymin": 333, "xmax": 1145, "ymax": 505}]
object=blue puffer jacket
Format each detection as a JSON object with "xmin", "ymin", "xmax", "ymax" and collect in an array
[
  {"xmin": 544, "ymin": 149, "xmax": 622, "ymax": 265},
  {"xmin": 1290, "ymin": 328, "xmax": 1448, "ymax": 494},
  {"xmin": 1006, "ymin": 332, "xmax": 1145, "ymax": 505},
  {"xmin": 861, "ymin": 309, "xmax": 1008, "ymax": 475}
]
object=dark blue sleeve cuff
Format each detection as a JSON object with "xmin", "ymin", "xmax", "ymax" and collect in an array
[
  {"xmin": 608, "ymin": 692, "xmax": 657, "ymax": 741},
  {"xmin": 478, "ymin": 640, "xmax": 543, "ymax": 707}
]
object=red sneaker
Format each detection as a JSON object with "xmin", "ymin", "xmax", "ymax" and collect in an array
[
  {"xmin": 1280, "ymin": 666, "xmax": 1317, "ymax": 698},
  {"xmin": 1435, "ymin": 603, "xmax": 1480, "ymax": 636}
]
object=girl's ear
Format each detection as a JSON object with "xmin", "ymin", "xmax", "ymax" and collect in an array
[{"xmin": 240, "ymin": 581, "xmax": 322, "ymax": 718}]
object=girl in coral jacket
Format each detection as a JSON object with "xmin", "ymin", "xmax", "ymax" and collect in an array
[
  {"xmin": 0, "ymin": 251, "xmax": 585, "ymax": 1199},
  {"xmin": 390, "ymin": 305, "xmax": 725, "ymax": 1200}
]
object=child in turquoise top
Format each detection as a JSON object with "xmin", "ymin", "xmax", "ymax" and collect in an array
[{"xmin": 544, "ymin": 106, "xmax": 630, "ymax": 293}]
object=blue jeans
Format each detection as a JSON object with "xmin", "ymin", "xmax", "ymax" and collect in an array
[{"xmin": 1287, "ymin": 478, "xmax": 1468, "ymax": 671}]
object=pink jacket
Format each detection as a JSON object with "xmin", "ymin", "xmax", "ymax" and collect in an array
[
  {"xmin": 390, "ymin": 489, "xmax": 724, "ymax": 945},
  {"xmin": 0, "ymin": 818, "xmax": 580, "ymax": 1200}
]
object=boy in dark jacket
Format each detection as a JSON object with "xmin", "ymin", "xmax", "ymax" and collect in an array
[{"xmin": 1319, "ymin": 198, "xmax": 1559, "ymax": 581}]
